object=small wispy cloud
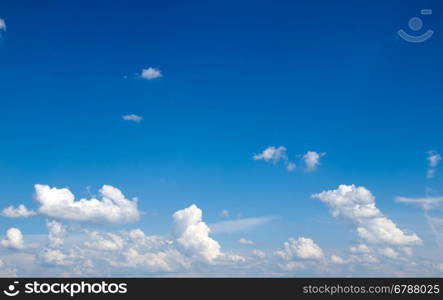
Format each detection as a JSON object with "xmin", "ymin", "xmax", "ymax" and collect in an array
[
  {"xmin": 286, "ymin": 162, "xmax": 296, "ymax": 172},
  {"xmin": 0, "ymin": 18, "xmax": 6, "ymax": 31},
  {"xmin": 302, "ymin": 151, "xmax": 325, "ymax": 172},
  {"xmin": 122, "ymin": 114, "xmax": 143, "ymax": 123},
  {"xmin": 141, "ymin": 67, "xmax": 162, "ymax": 80},
  {"xmin": 219, "ymin": 209, "xmax": 230, "ymax": 218},
  {"xmin": 238, "ymin": 238, "xmax": 255, "ymax": 245},
  {"xmin": 253, "ymin": 146, "xmax": 295, "ymax": 172},
  {"xmin": 395, "ymin": 196, "xmax": 443, "ymax": 211},
  {"xmin": 427, "ymin": 150, "xmax": 441, "ymax": 179},
  {"xmin": 209, "ymin": 216, "xmax": 274, "ymax": 234}
]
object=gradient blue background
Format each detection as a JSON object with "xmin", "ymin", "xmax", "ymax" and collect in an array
[{"xmin": 0, "ymin": 0, "xmax": 442, "ymax": 253}]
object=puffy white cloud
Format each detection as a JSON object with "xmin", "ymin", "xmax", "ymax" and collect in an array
[
  {"xmin": 126, "ymin": 229, "xmax": 167, "ymax": 249},
  {"xmin": 68, "ymin": 227, "xmax": 190, "ymax": 273},
  {"xmin": 47, "ymin": 220, "xmax": 66, "ymax": 248},
  {"xmin": 347, "ymin": 245, "xmax": 381, "ymax": 264},
  {"xmin": 84, "ymin": 231, "xmax": 124, "ymax": 251},
  {"xmin": 34, "ymin": 184, "xmax": 141, "ymax": 224},
  {"xmin": 253, "ymin": 146, "xmax": 295, "ymax": 171},
  {"xmin": 276, "ymin": 237, "xmax": 324, "ymax": 260},
  {"xmin": 41, "ymin": 249, "xmax": 72, "ymax": 266},
  {"xmin": 1, "ymin": 204, "xmax": 36, "ymax": 218},
  {"xmin": 330, "ymin": 255, "xmax": 346, "ymax": 264},
  {"xmin": 172, "ymin": 204, "xmax": 221, "ymax": 263},
  {"xmin": 238, "ymin": 238, "xmax": 254, "ymax": 245},
  {"xmin": 120, "ymin": 248, "xmax": 190, "ymax": 272},
  {"xmin": 303, "ymin": 151, "xmax": 325, "ymax": 172},
  {"xmin": 427, "ymin": 151, "xmax": 441, "ymax": 178},
  {"xmin": 253, "ymin": 146, "xmax": 287, "ymax": 163},
  {"xmin": 219, "ymin": 209, "xmax": 230, "ymax": 218},
  {"xmin": 1, "ymin": 228, "xmax": 24, "ymax": 250},
  {"xmin": 381, "ymin": 247, "xmax": 400, "ymax": 259},
  {"xmin": 395, "ymin": 196, "xmax": 443, "ymax": 211},
  {"xmin": 349, "ymin": 244, "xmax": 370, "ymax": 254},
  {"xmin": 313, "ymin": 185, "xmax": 421, "ymax": 245},
  {"xmin": 122, "ymin": 114, "xmax": 143, "ymax": 123},
  {"xmin": 0, "ymin": 18, "xmax": 5, "ymax": 31},
  {"xmin": 141, "ymin": 67, "xmax": 162, "ymax": 80},
  {"xmin": 209, "ymin": 217, "xmax": 274, "ymax": 234},
  {"xmin": 356, "ymin": 217, "xmax": 421, "ymax": 245}
]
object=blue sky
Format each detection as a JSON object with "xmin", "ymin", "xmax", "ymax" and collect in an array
[{"xmin": 0, "ymin": 0, "xmax": 442, "ymax": 276}]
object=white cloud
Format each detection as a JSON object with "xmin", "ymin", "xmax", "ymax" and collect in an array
[
  {"xmin": 1, "ymin": 228, "xmax": 24, "ymax": 250},
  {"xmin": 397, "ymin": 192, "xmax": 443, "ymax": 249},
  {"xmin": 219, "ymin": 209, "xmax": 230, "ymax": 218},
  {"xmin": 303, "ymin": 151, "xmax": 325, "ymax": 172},
  {"xmin": 253, "ymin": 146, "xmax": 287, "ymax": 163},
  {"xmin": 349, "ymin": 253, "xmax": 379, "ymax": 264},
  {"xmin": 381, "ymin": 247, "xmax": 400, "ymax": 259},
  {"xmin": 84, "ymin": 231, "xmax": 124, "ymax": 251},
  {"xmin": 428, "ymin": 151, "xmax": 441, "ymax": 168},
  {"xmin": 141, "ymin": 67, "xmax": 162, "ymax": 80},
  {"xmin": 66, "ymin": 228, "xmax": 190, "ymax": 273},
  {"xmin": 276, "ymin": 237, "xmax": 324, "ymax": 260},
  {"xmin": 252, "ymin": 249, "xmax": 266, "ymax": 259},
  {"xmin": 122, "ymin": 114, "xmax": 143, "ymax": 123},
  {"xmin": 313, "ymin": 185, "xmax": 421, "ymax": 245},
  {"xmin": 279, "ymin": 261, "xmax": 305, "ymax": 271},
  {"xmin": 209, "ymin": 217, "xmax": 274, "ymax": 234},
  {"xmin": 330, "ymin": 255, "xmax": 346, "ymax": 264},
  {"xmin": 34, "ymin": 184, "xmax": 141, "ymax": 224},
  {"xmin": 1, "ymin": 204, "xmax": 36, "ymax": 218},
  {"xmin": 427, "ymin": 151, "xmax": 441, "ymax": 178},
  {"xmin": 47, "ymin": 220, "xmax": 66, "ymax": 248},
  {"xmin": 350, "ymin": 244, "xmax": 370, "ymax": 254},
  {"xmin": 395, "ymin": 196, "xmax": 443, "ymax": 211},
  {"xmin": 41, "ymin": 249, "xmax": 72, "ymax": 266},
  {"xmin": 121, "ymin": 248, "xmax": 190, "ymax": 272},
  {"xmin": 253, "ymin": 146, "xmax": 295, "ymax": 171},
  {"xmin": 0, "ymin": 18, "xmax": 5, "ymax": 31},
  {"xmin": 286, "ymin": 162, "xmax": 296, "ymax": 172},
  {"xmin": 217, "ymin": 253, "xmax": 247, "ymax": 264},
  {"xmin": 126, "ymin": 229, "xmax": 167, "ymax": 249},
  {"xmin": 172, "ymin": 204, "xmax": 221, "ymax": 263},
  {"xmin": 238, "ymin": 238, "xmax": 255, "ymax": 245}
]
